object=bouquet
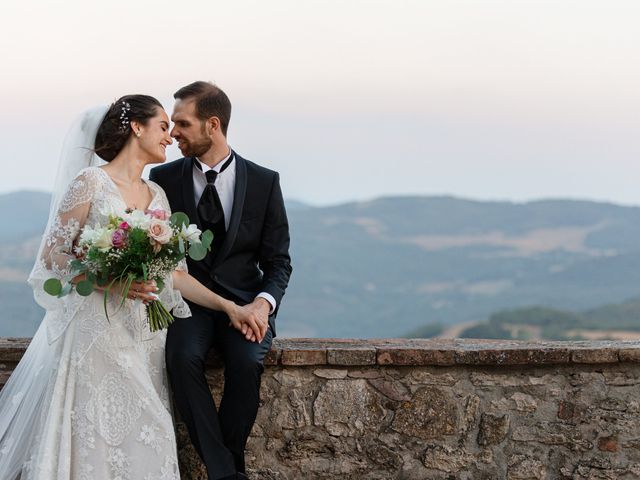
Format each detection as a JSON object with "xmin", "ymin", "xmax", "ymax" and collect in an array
[{"xmin": 43, "ymin": 209, "xmax": 213, "ymax": 332}]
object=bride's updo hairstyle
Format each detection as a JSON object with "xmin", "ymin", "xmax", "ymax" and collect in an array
[{"xmin": 94, "ymin": 94, "xmax": 163, "ymax": 162}]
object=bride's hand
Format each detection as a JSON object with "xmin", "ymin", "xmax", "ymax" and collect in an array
[
  {"xmin": 97, "ymin": 279, "xmax": 159, "ymax": 304},
  {"xmin": 127, "ymin": 280, "xmax": 159, "ymax": 303},
  {"xmin": 225, "ymin": 303, "xmax": 264, "ymax": 343}
]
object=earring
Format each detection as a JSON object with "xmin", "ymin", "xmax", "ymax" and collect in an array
[{"xmin": 136, "ymin": 131, "xmax": 141, "ymax": 137}]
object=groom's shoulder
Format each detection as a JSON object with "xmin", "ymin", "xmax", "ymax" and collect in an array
[
  {"xmin": 150, "ymin": 158, "xmax": 187, "ymax": 179},
  {"xmin": 238, "ymin": 154, "xmax": 278, "ymax": 179}
]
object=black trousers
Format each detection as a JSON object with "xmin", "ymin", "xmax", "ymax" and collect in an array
[{"xmin": 166, "ymin": 301, "xmax": 273, "ymax": 480}]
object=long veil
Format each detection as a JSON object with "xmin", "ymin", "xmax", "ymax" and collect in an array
[{"xmin": 0, "ymin": 106, "xmax": 108, "ymax": 479}]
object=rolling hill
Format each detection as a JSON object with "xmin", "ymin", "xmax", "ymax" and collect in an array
[{"xmin": 2, "ymin": 191, "xmax": 640, "ymax": 338}]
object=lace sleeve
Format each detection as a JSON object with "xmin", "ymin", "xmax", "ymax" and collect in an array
[
  {"xmin": 42, "ymin": 171, "xmax": 94, "ymax": 277},
  {"xmin": 28, "ymin": 168, "xmax": 99, "ymax": 338}
]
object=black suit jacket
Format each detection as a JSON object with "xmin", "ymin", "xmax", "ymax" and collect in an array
[{"xmin": 149, "ymin": 151, "xmax": 292, "ymax": 335}]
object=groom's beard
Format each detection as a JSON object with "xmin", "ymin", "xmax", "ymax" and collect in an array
[{"xmin": 178, "ymin": 136, "xmax": 213, "ymax": 158}]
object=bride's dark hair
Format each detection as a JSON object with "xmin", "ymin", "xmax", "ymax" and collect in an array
[{"xmin": 94, "ymin": 94, "xmax": 163, "ymax": 161}]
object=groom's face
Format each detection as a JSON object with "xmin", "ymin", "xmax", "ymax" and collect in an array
[{"xmin": 171, "ymin": 99, "xmax": 213, "ymax": 158}]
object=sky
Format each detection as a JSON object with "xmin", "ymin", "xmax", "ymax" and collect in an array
[{"xmin": 1, "ymin": 0, "xmax": 640, "ymax": 206}]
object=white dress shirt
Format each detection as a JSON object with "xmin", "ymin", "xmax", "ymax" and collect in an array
[{"xmin": 193, "ymin": 151, "xmax": 277, "ymax": 313}]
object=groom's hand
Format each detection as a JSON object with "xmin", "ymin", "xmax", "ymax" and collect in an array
[
  {"xmin": 244, "ymin": 298, "xmax": 270, "ymax": 341},
  {"xmin": 227, "ymin": 302, "xmax": 268, "ymax": 342}
]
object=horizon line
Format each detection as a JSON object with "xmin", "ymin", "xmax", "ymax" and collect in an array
[{"xmin": 3, "ymin": 188, "xmax": 639, "ymax": 210}]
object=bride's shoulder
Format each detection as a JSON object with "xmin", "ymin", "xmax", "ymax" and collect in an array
[
  {"xmin": 57, "ymin": 167, "xmax": 107, "ymax": 211},
  {"xmin": 64, "ymin": 166, "xmax": 107, "ymax": 192},
  {"xmin": 73, "ymin": 166, "xmax": 106, "ymax": 182}
]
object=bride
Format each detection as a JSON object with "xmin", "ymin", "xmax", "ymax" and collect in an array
[{"xmin": 0, "ymin": 95, "xmax": 264, "ymax": 479}]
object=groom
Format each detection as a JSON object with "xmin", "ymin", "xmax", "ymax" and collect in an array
[{"xmin": 150, "ymin": 81, "xmax": 292, "ymax": 480}]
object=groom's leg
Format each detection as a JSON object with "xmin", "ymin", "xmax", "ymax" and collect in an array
[
  {"xmin": 217, "ymin": 320, "xmax": 274, "ymax": 474},
  {"xmin": 165, "ymin": 304, "xmax": 236, "ymax": 479}
]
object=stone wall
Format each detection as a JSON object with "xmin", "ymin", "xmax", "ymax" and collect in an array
[{"xmin": 2, "ymin": 338, "xmax": 640, "ymax": 479}]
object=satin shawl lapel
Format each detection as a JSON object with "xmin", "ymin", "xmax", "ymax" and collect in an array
[
  {"xmin": 180, "ymin": 157, "xmax": 199, "ymax": 225},
  {"xmin": 213, "ymin": 152, "xmax": 247, "ymax": 268}
]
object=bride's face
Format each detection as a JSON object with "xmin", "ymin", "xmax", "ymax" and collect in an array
[{"xmin": 137, "ymin": 109, "xmax": 173, "ymax": 164}]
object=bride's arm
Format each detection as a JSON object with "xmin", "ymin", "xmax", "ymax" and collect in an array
[{"xmin": 172, "ymin": 270, "xmax": 267, "ymax": 342}]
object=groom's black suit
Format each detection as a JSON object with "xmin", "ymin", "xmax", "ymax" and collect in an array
[{"xmin": 150, "ymin": 151, "xmax": 292, "ymax": 479}]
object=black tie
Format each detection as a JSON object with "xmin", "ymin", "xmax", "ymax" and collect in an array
[{"xmin": 196, "ymin": 155, "xmax": 233, "ymax": 254}]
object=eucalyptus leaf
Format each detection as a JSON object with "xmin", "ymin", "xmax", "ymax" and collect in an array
[
  {"xmin": 189, "ymin": 243, "xmax": 208, "ymax": 261},
  {"xmin": 201, "ymin": 230, "xmax": 213, "ymax": 249},
  {"xmin": 44, "ymin": 278, "xmax": 62, "ymax": 296},
  {"xmin": 70, "ymin": 259, "xmax": 85, "ymax": 272},
  {"xmin": 178, "ymin": 236, "xmax": 185, "ymax": 254},
  {"xmin": 170, "ymin": 212, "xmax": 189, "ymax": 229},
  {"xmin": 76, "ymin": 280, "xmax": 94, "ymax": 296},
  {"xmin": 58, "ymin": 282, "xmax": 72, "ymax": 297}
]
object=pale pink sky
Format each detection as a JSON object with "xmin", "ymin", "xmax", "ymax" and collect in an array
[{"xmin": 2, "ymin": 0, "xmax": 640, "ymax": 205}]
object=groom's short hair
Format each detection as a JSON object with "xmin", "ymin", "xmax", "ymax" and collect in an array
[{"xmin": 174, "ymin": 81, "xmax": 231, "ymax": 137}]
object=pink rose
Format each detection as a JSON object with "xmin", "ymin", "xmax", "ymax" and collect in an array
[
  {"xmin": 111, "ymin": 229, "xmax": 127, "ymax": 248},
  {"xmin": 148, "ymin": 219, "xmax": 172, "ymax": 247},
  {"xmin": 145, "ymin": 209, "xmax": 169, "ymax": 221},
  {"xmin": 118, "ymin": 221, "xmax": 130, "ymax": 231}
]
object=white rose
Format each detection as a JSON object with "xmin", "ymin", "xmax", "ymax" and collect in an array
[
  {"xmin": 78, "ymin": 225, "xmax": 100, "ymax": 246},
  {"xmin": 99, "ymin": 204, "xmax": 125, "ymax": 219},
  {"xmin": 94, "ymin": 228, "xmax": 115, "ymax": 251},
  {"xmin": 123, "ymin": 210, "xmax": 152, "ymax": 230}
]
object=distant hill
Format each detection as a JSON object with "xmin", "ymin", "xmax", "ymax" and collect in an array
[
  {"xmin": 0, "ymin": 191, "xmax": 50, "ymax": 243},
  {"xmin": 437, "ymin": 299, "xmax": 640, "ymax": 341},
  {"xmin": 284, "ymin": 199, "xmax": 313, "ymax": 211},
  {"xmin": 3, "ymin": 191, "xmax": 640, "ymax": 338}
]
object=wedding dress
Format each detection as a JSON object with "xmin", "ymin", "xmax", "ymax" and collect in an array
[{"xmin": 0, "ymin": 108, "xmax": 189, "ymax": 480}]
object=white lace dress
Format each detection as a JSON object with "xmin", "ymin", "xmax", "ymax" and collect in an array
[{"xmin": 0, "ymin": 167, "xmax": 190, "ymax": 480}]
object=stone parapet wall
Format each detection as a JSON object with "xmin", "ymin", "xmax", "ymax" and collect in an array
[{"xmin": 2, "ymin": 338, "xmax": 640, "ymax": 479}]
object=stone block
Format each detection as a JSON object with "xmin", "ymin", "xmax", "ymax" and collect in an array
[
  {"xmin": 422, "ymin": 444, "xmax": 492, "ymax": 473},
  {"xmin": 511, "ymin": 392, "xmax": 538, "ymax": 412},
  {"xmin": 347, "ymin": 369, "xmax": 383, "ymax": 379},
  {"xmin": 392, "ymin": 387, "xmax": 457, "ymax": 439},
  {"xmin": 313, "ymin": 369, "xmax": 347, "ymax": 379},
  {"xmin": 477, "ymin": 413, "xmax": 510, "ymax": 446},
  {"xmin": 313, "ymin": 380, "xmax": 385, "ymax": 437},
  {"xmin": 619, "ymin": 348, "xmax": 640, "ymax": 363},
  {"xmin": 367, "ymin": 377, "xmax": 411, "ymax": 402},
  {"xmin": 377, "ymin": 347, "xmax": 456, "ymax": 366},
  {"xmin": 281, "ymin": 349, "xmax": 327, "ymax": 366},
  {"xmin": 557, "ymin": 400, "xmax": 576, "ymax": 421},
  {"xmin": 327, "ymin": 348, "xmax": 376, "ymax": 366},
  {"xmin": 460, "ymin": 347, "xmax": 570, "ymax": 366},
  {"xmin": 571, "ymin": 348, "xmax": 619, "ymax": 364},
  {"xmin": 598, "ymin": 436, "xmax": 618, "ymax": 452},
  {"xmin": 507, "ymin": 454, "xmax": 546, "ymax": 479}
]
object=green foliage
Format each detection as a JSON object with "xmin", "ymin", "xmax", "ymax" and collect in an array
[
  {"xmin": 75, "ymin": 280, "xmax": 94, "ymax": 296},
  {"xmin": 188, "ymin": 243, "xmax": 208, "ymax": 261},
  {"xmin": 405, "ymin": 323, "xmax": 444, "ymax": 338},
  {"xmin": 43, "ymin": 278, "xmax": 62, "ymax": 296},
  {"xmin": 459, "ymin": 322, "xmax": 512, "ymax": 339},
  {"xmin": 201, "ymin": 230, "xmax": 213, "ymax": 249},
  {"xmin": 170, "ymin": 212, "xmax": 189, "ymax": 229},
  {"xmin": 489, "ymin": 307, "xmax": 582, "ymax": 328}
]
